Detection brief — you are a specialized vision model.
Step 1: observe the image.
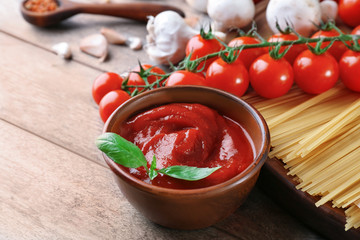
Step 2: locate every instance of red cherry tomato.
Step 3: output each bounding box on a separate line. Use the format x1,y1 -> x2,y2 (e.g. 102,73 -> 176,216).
352,25 -> 360,35
99,90 -> 131,123
268,33 -> 307,64
338,0 -> 360,27
228,36 -> 267,69
249,54 -> 294,98
165,70 -> 206,86
311,29 -> 348,61
186,34 -> 224,72
293,50 -> 339,94
127,64 -> 166,92
339,50 -> 360,92
351,25 -> 360,45
92,72 -> 123,105
205,58 -> 249,97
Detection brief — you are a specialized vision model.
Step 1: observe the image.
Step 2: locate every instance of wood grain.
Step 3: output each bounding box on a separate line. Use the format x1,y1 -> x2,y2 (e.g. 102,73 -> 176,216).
0,0 -> 273,171
215,186 -> 324,240
0,0 -> 186,73
0,32 -> 104,164
0,31 -> 323,237
20,0 -> 185,27
258,158 -> 360,240
0,120 -> 235,240
0,0 -> 334,239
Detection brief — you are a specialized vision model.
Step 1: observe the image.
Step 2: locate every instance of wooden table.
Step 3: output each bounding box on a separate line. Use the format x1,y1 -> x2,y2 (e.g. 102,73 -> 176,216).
0,1 -> 327,239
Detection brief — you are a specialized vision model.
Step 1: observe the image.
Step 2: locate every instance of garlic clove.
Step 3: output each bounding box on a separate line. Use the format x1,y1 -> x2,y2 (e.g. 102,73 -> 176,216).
100,27 -> 127,45
80,34 -> 108,62
320,0 -> 338,22
126,37 -> 142,50
52,42 -> 72,59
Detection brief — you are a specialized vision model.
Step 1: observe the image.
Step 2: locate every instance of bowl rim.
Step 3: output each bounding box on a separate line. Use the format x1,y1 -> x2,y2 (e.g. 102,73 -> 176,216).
101,86 -> 270,196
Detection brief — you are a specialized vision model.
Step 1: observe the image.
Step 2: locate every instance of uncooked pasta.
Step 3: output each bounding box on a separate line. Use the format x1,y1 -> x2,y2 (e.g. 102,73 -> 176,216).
246,84 -> 360,231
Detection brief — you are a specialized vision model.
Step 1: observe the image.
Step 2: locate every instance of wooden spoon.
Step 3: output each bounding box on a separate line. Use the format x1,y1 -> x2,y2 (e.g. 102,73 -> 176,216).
20,0 -> 185,27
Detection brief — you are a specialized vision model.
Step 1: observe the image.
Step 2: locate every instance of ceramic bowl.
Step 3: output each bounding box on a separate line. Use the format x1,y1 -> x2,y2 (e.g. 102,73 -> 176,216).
101,86 -> 270,230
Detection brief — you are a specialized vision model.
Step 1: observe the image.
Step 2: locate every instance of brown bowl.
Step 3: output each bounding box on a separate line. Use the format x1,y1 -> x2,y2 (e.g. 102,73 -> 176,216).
101,86 -> 270,230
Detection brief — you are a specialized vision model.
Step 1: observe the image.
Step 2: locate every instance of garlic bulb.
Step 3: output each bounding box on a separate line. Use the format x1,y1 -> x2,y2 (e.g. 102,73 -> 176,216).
266,0 -> 321,37
145,11 -> 198,65
80,34 -> 108,62
207,0 -> 255,32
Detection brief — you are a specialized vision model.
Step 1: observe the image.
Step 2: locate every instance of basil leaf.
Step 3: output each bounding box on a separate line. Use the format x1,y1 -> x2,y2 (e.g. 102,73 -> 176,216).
96,133 -> 222,182
158,165 -> 221,181
148,155 -> 158,180
96,132 -> 147,169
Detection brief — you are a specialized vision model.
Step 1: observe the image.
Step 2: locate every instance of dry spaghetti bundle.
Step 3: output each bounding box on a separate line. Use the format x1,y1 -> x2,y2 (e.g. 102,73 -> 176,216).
246,84 -> 360,231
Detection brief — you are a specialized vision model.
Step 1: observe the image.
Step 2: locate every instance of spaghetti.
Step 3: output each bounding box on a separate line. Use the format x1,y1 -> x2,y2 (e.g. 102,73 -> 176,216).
246,84 -> 360,231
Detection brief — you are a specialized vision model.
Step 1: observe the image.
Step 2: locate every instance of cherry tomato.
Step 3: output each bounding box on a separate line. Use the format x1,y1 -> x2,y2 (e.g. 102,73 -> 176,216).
339,50 -> 360,92
268,33 -> 307,64
249,54 -> 294,98
127,64 -> 166,92
92,72 -> 123,105
311,29 -> 348,61
338,0 -> 360,27
205,58 -> 249,97
99,90 -> 131,123
228,36 -> 267,69
351,25 -> 360,45
293,50 -> 339,94
352,25 -> 360,35
186,34 -> 224,72
165,70 -> 207,86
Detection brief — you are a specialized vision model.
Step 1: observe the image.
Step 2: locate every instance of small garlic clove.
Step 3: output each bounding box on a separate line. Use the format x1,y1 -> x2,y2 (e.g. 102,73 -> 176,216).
80,34 -> 108,62
320,0 -> 338,22
100,27 -> 127,45
52,42 -> 72,59
126,37 -> 142,50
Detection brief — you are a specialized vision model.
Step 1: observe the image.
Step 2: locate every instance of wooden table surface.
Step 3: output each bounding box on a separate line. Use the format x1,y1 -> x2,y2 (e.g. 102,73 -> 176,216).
0,1 -> 327,239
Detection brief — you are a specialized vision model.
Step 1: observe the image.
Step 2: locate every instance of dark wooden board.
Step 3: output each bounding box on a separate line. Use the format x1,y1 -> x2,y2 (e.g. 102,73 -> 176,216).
258,157 -> 360,240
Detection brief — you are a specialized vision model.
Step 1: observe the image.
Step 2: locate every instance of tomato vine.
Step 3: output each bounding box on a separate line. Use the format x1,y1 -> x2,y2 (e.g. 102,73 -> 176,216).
120,22 -> 360,96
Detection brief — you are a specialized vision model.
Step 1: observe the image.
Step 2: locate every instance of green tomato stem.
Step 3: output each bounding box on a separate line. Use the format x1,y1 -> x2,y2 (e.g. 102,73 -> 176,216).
123,32 -> 358,95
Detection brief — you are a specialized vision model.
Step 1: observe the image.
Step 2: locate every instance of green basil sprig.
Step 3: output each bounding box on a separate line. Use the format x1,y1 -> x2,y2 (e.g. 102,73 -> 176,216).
96,132 -> 221,181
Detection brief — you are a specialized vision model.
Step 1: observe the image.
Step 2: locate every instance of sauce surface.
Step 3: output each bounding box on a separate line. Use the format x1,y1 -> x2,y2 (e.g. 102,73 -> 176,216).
25,0 -> 58,13
118,103 -> 254,189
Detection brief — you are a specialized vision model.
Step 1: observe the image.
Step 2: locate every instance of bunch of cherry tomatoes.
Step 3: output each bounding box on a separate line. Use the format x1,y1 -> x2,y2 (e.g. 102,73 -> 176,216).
92,24 -> 360,123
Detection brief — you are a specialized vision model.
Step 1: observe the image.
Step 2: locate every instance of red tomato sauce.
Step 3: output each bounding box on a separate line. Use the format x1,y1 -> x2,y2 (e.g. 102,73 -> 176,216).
117,103 -> 255,189
24,0 -> 58,13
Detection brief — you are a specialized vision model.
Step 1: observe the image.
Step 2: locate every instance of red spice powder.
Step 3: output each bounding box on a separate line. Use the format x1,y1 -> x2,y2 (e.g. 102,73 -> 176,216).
24,0 -> 58,13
